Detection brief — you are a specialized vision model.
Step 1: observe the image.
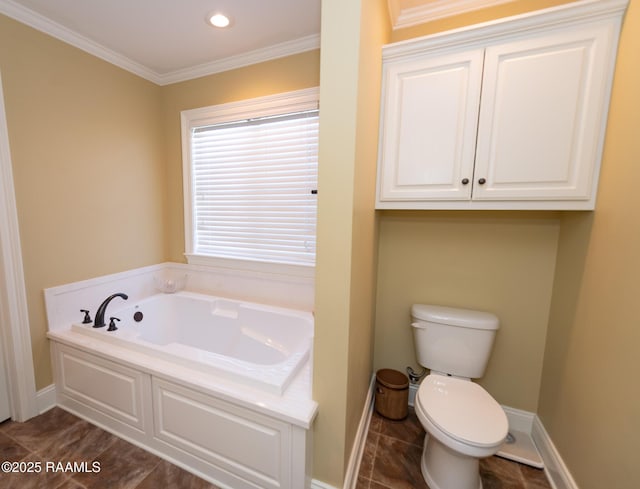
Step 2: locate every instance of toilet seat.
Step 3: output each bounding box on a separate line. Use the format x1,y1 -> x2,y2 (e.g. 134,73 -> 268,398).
416,374 -> 507,448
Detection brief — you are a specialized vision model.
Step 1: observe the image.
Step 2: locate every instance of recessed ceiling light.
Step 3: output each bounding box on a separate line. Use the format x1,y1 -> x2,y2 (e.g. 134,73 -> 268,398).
207,13 -> 231,28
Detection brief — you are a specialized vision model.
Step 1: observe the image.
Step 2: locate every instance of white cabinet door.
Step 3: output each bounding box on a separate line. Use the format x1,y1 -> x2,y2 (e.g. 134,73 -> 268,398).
473,23 -> 614,202
377,49 -> 484,203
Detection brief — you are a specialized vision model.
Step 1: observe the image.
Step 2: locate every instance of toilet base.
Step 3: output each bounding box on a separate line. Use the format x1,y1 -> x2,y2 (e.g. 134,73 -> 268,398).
421,434 -> 482,489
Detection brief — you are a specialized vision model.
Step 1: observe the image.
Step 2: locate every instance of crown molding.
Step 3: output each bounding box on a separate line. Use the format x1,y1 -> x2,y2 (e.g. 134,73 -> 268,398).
0,0 -> 160,83
384,0 -> 628,59
156,34 -> 320,86
388,0 -> 516,30
0,0 -> 320,86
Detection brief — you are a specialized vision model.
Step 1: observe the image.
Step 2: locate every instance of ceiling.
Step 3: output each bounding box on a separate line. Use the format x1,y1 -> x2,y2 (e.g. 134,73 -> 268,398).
0,0 -> 321,85
0,0 -> 514,86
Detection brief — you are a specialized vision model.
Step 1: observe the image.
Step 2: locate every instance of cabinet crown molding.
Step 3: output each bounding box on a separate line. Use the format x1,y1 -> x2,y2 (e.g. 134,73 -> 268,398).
388,0 -> 516,30
383,0 -> 629,59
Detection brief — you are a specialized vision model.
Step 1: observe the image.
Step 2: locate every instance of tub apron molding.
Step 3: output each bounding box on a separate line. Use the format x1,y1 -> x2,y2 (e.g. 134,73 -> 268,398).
48,334 -> 317,489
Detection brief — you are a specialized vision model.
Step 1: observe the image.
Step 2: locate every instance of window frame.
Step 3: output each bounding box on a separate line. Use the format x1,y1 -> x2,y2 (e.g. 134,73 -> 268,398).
181,87 -> 319,278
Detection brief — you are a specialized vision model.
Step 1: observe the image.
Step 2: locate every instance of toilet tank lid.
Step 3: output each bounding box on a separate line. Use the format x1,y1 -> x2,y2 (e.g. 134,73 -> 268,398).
411,304 -> 499,330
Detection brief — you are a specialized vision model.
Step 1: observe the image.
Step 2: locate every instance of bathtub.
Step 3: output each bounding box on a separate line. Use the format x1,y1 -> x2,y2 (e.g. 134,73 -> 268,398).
69,291 -> 313,395
45,266 -> 317,489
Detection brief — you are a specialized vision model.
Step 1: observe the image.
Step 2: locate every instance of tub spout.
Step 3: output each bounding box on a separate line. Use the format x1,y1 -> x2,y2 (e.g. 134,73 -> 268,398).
94,293 -> 128,328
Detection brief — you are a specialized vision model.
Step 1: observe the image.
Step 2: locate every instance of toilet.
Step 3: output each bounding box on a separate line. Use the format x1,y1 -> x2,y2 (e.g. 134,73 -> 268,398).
411,304 -> 508,489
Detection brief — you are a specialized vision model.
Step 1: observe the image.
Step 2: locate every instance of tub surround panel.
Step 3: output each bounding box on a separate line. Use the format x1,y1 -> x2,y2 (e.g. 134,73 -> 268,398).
44,262 -> 315,335
44,264 -> 163,334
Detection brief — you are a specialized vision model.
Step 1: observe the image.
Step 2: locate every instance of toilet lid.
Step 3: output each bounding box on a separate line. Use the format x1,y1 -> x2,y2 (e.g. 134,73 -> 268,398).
416,375 -> 508,447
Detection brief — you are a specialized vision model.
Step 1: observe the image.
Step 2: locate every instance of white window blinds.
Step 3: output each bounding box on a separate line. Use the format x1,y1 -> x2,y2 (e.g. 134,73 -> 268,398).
189,108 -> 319,266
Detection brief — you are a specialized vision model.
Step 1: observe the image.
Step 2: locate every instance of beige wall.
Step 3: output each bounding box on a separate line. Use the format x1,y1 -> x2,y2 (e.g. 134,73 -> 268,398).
160,51 -> 321,262
375,212 -> 560,410
346,0 -> 389,464
539,0 -> 640,487
313,0 -> 389,485
0,15 -> 166,389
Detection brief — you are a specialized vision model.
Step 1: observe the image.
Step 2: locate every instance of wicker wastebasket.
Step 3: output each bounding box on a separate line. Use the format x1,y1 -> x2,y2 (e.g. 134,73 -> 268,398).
374,369 -> 409,420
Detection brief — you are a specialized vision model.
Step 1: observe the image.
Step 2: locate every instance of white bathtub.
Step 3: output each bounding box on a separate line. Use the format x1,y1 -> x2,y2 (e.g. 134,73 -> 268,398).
70,291 -> 313,395
46,267 -> 317,489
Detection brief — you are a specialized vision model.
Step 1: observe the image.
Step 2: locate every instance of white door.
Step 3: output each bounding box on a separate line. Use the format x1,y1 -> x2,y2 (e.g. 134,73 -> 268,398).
0,71 -> 36,422
473,22 -> 614,201
377,48 -> 484,203
0,335 -> 11,421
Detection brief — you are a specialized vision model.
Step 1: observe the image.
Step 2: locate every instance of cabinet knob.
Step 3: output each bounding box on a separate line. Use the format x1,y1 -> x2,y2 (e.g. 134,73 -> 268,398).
461,178 -> 469,185
478,178 -> 486,185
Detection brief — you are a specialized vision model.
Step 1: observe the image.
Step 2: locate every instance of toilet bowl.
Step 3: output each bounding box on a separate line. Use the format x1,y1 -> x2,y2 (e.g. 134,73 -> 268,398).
414,374 -> 508,489
410,304 -> 508,489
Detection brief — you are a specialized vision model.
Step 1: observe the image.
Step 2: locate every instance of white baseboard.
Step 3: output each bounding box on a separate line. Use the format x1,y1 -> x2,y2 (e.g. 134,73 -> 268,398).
35,384 -> 56,414
310,480 -> 339,489
497,406 -> 543,468
532,416 -> 579,489
343,374 -> 376,489
502,405 -> 535,432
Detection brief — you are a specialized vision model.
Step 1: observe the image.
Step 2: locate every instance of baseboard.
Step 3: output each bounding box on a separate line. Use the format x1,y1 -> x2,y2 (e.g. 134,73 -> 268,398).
35,384 -> 56,414
532,416 -> 579,489
343,374 -> 376,489
497,406 -> 543,468
309,375 -> 375,489
501,405 -> 535,432
310,480 -> 339,489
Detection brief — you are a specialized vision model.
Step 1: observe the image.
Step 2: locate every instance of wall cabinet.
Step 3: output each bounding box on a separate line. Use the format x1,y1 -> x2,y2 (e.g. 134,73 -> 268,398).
376,0 -> 627,210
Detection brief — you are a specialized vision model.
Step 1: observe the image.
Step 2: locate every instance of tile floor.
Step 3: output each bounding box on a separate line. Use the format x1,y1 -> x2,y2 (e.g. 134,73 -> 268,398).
356,408 -> 552,489
0,407 -> 219,489
1,406 -> 552,489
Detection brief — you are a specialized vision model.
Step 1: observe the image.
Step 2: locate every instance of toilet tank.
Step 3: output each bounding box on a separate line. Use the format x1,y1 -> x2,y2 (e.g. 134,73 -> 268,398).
411,304 -> 499,379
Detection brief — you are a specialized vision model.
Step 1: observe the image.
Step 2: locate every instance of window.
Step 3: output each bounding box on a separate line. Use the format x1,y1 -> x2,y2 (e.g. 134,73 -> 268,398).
181,88 -> 319,273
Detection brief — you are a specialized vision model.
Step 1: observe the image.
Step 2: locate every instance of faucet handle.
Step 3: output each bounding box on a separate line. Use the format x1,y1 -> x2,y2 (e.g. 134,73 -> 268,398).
107,317 -> 120,332
80,309 -> 92,324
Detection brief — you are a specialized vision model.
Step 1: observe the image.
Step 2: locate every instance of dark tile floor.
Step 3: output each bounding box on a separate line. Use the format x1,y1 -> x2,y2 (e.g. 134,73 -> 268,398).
1,405 -> 552,489
357,408 -> 552,489
0,407 -> 220,489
